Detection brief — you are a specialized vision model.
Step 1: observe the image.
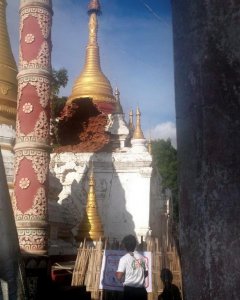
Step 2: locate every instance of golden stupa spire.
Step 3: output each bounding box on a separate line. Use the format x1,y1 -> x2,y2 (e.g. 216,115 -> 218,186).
77,163 -> 104,241
133,107 -> 145,139
0,0 -> 17,126
67,0 -> 115,113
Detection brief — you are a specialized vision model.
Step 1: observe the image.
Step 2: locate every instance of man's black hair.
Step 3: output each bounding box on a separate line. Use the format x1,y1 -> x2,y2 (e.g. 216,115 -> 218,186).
160,268 -> 173,283
122,235 -> 137,252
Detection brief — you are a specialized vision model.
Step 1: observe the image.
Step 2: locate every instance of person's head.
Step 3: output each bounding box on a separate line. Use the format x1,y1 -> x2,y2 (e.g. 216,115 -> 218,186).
160,268 -> 173,286
121,235 -> 137,252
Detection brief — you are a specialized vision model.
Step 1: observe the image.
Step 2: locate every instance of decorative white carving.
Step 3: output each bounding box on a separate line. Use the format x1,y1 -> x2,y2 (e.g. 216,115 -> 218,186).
19,41 -> 50,70
19,177 -> 30,189
18,77 -> 50,109
106,113 -> 129,136
22,102 -> 33,113
34,111 -> 49,139
16,110 -> 49,143
14,150 -> 49,184
25,33 -> 35,44
20,7 -> 52,39
32,152 -> 49,183
17,228 -> 48,252
34,81 -> 50,108
15,0 -> 52,255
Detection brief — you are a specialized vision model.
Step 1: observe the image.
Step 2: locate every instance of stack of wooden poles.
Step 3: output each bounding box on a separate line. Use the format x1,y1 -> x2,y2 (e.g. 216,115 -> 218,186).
71,237 -> 182,300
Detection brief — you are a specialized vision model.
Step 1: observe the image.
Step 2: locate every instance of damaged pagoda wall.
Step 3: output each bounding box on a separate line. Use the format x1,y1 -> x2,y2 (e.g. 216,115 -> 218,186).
49,99 -> 165,250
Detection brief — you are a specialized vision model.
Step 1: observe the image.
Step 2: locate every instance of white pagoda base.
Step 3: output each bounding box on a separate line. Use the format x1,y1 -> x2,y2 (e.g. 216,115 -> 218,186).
49,148 -> 167,247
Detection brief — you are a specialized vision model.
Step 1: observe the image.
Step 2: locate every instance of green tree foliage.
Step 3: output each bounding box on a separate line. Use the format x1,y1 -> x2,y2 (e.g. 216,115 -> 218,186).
51,68 -> 68,97
152,138 -> 179,221
50,68 -> 68,146
51,68 -> 68,118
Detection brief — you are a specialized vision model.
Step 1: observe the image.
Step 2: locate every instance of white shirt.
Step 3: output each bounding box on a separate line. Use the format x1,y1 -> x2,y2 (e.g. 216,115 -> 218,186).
117,251 -> 147,287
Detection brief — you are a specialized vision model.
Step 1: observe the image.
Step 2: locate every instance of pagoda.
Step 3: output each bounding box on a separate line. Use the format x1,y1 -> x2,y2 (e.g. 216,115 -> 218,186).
77,165 -> 104,241
67,0 -> 116,114
0,0 -> 170,257
49,0 -> 167,253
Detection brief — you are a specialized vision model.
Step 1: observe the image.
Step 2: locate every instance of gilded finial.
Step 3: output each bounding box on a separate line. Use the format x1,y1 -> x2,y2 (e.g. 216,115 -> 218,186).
0,0 -> 17,126
88,0 -> 101,15
128,109 -> 134,134
133,107 -> 145,139
114,87 -> 123,114
129,109 -> 133,120
77,164 -> 104,241
67,0 -> 115,113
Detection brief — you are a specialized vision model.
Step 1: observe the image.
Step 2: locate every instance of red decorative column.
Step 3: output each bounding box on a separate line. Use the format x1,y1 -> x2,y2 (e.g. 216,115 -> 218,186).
13,0 -> 52,255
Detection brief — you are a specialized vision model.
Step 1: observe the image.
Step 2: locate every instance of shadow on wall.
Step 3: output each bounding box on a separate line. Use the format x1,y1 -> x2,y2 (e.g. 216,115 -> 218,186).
149,167 -> 172,245
49,96 -> 136,243
58,152 -> 135,243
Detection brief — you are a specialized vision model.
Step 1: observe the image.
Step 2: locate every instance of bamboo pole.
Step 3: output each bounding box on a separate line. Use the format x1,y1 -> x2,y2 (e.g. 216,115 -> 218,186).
71,236 -> 182,300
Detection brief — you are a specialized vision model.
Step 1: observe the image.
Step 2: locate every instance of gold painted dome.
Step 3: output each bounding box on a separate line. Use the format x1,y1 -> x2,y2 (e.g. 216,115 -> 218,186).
0,0 -> 17,126
67,0 -> 115,114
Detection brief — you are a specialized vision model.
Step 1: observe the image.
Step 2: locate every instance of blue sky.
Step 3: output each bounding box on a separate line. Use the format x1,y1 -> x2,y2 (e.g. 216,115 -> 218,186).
7,0 -> 176,146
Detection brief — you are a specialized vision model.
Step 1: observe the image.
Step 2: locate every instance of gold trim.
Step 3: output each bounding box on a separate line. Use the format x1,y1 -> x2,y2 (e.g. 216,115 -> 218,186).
133,107 -> 145,139
0,115 -> 16,126
8,182 -> 14,189
0,144 -> 13,151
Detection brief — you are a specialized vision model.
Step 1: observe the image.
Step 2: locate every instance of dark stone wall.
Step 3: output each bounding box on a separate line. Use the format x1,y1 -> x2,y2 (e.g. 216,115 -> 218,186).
0,151 -> 21,298
171,1 -> 240,299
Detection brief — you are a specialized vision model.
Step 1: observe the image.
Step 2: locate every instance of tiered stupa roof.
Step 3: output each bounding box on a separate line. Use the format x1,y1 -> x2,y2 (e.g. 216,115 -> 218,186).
67,0 -> 115,114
